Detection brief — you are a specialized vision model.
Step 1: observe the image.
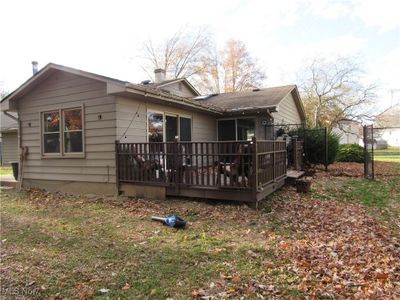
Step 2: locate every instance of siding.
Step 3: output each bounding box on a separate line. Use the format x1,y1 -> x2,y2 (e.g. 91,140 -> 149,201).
272,92 -> 302,125
1,131 -> 18,165
116,96 -> 217,143
159,82 -> 197,98
17,70 -> 117,183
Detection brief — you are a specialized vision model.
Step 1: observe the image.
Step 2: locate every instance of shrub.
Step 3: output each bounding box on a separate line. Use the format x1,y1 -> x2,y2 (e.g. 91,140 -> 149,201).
336,144 -> 364,163
289,128 -> 340,166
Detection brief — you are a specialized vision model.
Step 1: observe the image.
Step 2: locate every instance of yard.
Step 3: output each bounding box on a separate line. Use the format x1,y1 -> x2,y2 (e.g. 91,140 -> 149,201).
374,146 -> 400,163
1,162 -> 399,299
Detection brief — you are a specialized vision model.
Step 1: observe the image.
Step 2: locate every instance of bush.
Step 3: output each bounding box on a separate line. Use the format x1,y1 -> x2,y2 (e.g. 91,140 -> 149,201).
336,144 -> 364,163
289,128 -> 340,166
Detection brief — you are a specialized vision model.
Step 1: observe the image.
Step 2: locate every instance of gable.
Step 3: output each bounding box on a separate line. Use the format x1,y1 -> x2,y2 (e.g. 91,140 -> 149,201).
273,91 -> 304,125
158,81 -> 198,97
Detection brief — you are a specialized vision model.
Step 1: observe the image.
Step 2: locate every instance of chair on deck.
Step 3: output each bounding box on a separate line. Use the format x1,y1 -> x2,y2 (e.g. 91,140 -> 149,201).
216,143 -> 251,187
129,151 -> 165,182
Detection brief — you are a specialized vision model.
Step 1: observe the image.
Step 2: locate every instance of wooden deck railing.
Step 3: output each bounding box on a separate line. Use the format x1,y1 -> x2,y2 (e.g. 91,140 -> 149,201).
116,138 -> 287,193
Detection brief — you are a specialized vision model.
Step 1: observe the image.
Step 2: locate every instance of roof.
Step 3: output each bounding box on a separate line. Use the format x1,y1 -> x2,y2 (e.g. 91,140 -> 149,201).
1,63 -> 221,115
195,85 -> 306,120
1,63 -> 305,120
1,112 -> 18,132
144,78 -> 200,96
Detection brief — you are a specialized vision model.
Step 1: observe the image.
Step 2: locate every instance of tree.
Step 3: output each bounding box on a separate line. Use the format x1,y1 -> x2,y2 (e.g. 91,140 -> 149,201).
298,56 -> 376,130
374,105 -> 400,127
196,39 -> 266,93
0,81 -> 8,100
140,30 -> 266,94
140,27 -> 212,80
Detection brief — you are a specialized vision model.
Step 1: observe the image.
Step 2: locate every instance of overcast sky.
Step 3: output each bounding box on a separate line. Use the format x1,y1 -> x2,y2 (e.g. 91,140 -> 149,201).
1,0 -> 399,110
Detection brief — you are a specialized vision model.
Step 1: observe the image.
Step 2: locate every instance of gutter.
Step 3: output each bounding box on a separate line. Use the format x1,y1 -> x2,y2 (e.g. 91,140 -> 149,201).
4,111 -> 18,122
119,83 -> 224,115
3,111 -> 25,190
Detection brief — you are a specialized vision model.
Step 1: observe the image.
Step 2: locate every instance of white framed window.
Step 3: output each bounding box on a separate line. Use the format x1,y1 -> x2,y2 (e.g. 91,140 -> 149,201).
41,106 -> 85,157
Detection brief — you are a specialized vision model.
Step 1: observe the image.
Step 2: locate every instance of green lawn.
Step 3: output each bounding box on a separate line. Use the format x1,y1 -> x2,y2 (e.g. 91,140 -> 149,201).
0,167 -> 13,175
1,169 -> 399,299
374,146 -> 400,162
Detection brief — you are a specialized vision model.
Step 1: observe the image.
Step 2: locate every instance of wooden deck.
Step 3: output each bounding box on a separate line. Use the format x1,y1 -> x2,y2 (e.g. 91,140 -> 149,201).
116,138 -> 289,202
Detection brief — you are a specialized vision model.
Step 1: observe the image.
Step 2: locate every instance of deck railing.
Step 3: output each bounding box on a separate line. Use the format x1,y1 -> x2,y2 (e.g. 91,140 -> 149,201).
116,138 -> 287,193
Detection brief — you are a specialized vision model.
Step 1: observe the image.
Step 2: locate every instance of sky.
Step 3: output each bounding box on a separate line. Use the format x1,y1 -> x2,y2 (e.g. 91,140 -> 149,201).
1,0 -> 399,111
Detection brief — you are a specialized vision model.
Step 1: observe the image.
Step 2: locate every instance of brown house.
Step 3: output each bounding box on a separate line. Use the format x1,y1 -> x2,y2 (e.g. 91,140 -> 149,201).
1,63 -> 305,202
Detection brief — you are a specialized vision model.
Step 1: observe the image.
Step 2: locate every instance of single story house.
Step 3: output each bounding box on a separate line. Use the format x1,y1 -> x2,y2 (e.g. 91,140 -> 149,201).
0,111 -> 18,166
1,63 -> 306,201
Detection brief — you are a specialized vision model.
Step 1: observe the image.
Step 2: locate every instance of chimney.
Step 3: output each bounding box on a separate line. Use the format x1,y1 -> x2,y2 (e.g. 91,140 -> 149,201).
154,68 -> 166,83
32,61 -> 38,75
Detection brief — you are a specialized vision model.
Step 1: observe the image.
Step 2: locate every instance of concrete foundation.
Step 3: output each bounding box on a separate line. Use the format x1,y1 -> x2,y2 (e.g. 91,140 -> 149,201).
23,179 -> 117,196
120,183 -> 166,200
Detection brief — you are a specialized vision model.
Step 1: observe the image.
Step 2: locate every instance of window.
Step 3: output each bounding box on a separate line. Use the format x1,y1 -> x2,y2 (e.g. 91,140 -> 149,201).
237,118 -> 255,141
217,118 -> 255,141
148,112 -> 164,142
43,111 -> 60,153
179,117 -> 192,141
41,107 -> 84,156
218,120 -> 236,141
63,109 -> 83,153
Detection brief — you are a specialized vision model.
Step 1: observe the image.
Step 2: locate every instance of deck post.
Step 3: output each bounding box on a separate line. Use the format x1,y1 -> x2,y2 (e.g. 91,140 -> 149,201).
273,139 -> 276,181
251,137 -> 258,202
115,140 -> 120,195
174,137 -> 180,193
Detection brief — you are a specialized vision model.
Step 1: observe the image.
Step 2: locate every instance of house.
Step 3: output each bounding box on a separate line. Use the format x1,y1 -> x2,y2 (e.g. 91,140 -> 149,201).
0,111 -> 18,166
1,63 -> 306,201
333,119 -> 362,145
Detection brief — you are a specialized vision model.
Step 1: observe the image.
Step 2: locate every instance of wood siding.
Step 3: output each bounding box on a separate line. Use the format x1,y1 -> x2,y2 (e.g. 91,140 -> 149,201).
1,131 -> 18,165
116,96 -> 216,143
17,71 -> 117,183
159,82 -> 197,97
272,92 -> 302,125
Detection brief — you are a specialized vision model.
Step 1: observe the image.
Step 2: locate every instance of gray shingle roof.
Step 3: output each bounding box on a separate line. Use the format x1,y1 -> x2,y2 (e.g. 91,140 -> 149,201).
196,85 -> 296,111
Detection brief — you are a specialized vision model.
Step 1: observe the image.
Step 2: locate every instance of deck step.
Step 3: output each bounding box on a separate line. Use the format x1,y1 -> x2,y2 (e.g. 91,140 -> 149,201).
286,170 -> 305,179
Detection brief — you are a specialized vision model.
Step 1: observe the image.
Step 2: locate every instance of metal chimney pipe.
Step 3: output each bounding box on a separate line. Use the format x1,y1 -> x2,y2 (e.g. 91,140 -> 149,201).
32,61 -> 38,75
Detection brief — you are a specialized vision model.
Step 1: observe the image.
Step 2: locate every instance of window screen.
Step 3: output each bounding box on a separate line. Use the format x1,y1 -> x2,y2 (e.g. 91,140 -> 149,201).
217,120 -> 236,141
180,117 -> 192,141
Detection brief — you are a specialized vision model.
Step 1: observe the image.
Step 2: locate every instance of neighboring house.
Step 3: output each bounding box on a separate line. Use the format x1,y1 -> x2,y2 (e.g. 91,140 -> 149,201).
1,63 -> 306,200
0,111 -> 18,166
374,105 -> 400,147
333,119 -> 362,145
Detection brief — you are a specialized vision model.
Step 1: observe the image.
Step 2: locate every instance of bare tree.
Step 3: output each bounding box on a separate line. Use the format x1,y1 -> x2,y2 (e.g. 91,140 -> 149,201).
196,39 -> 266,94
298,56 -> 377,130
140,27 -> 212,80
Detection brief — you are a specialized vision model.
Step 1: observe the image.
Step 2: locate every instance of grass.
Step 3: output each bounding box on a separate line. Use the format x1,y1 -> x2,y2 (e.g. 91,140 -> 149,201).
374,146 -> 400,162
1,169 -> 399,299
0,167 -> 13,175
0,191 -> 290,299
